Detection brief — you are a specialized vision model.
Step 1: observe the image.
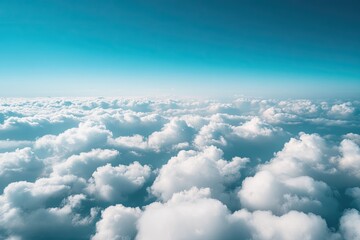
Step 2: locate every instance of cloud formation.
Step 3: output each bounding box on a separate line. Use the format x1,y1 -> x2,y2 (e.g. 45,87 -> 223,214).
0,97 -> 359,239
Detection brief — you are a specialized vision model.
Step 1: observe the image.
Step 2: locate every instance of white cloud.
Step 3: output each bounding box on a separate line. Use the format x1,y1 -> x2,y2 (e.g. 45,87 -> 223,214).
0,148 -> 42,191
111,134 -> 149,150
52,148 -> 119,179
151,146 -> 248,201
261,133 -> 331,178
0,97 -> 359,239
329,102 -> 354,118
340,209 -> 360,240
92,204 -> 141,240
34,121 -> 112,159
136,188 -> 231,240
230,209 -> 339,240
336,139 -> 360,178
238,171 -> 337,218
137,187 -> 338,240
148,118 -> 194,151
0,176 -> 92,239
193,121 -> 230,148
87,162 -> 151,202
232,117 -> 281,138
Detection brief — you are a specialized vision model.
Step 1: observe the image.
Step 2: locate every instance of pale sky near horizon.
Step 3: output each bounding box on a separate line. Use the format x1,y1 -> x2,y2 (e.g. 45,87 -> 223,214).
1,0 -> 360,98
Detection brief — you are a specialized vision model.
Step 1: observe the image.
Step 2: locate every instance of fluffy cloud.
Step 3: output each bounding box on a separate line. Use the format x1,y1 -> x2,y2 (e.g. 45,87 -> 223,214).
52,148 -> 119,179
34,121 -> 112,159
261,133 -> 331,178
0,97 -> 359,239
329,102 -> 355,118
230,209 -> 339,240
336,138 -> 360,178
339,209 -> 360,240
137,188 -> 231,240
92,204 -> 141,240
137,187 -> 338,240
232,117 -> 280,139
151,146 -> 248,201
0,176 -> 93,239
193,121 -> 230,148
111,134 -> 149,150
147,118 -> 194,151
0,147 -> 43,191
238,171 -> 338,219
87,162 -> 151,202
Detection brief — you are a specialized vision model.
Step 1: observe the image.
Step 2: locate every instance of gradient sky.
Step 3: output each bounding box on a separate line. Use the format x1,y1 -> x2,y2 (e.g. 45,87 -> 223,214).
1,0 -> 360,98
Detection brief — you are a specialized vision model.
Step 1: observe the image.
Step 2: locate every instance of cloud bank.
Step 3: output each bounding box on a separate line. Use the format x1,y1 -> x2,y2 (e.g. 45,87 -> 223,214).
0,97 -> 359,239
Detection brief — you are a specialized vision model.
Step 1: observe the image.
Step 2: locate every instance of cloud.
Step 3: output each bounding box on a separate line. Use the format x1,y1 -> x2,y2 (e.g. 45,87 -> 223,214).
230,209 -> 339,240
151,146 -> 248,201
193,121 -> 230,148
329,102 -> 355,118
336,138 -> 360,178
92,204 -> 141,240
345,187 -> 360,209
136,188 -> 231,240
232,117 -> 281,139
137,187 -> 338,240
0,176 -> 94,239
111,135 -> 149,150
52,148 -> 119,179
238,171 -> 338,219
0,114 -> 78,141
0,140 -> 33,153
340,209 -> 360,240
0,97 -> 359,239
34,121 -> 112,159
87,162 -> 151,202
148,118 -> 194,151
0,147 -> 43,192
260,133 -> 331,178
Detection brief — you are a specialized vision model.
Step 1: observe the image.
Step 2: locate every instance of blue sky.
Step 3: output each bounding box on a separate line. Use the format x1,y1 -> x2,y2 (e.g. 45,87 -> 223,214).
1,0 -> 360,97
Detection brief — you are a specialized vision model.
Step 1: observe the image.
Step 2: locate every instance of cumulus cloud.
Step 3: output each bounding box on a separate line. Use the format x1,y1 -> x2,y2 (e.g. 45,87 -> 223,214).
92,204 -> 141,240
0,147 -> 43,191
230,209 -> 339,240
151,146 -> 248,201
52,148 -> 119,179
137,188 -> 231,240
87,162 -> 151,202
238,171 -> 338,219
0,175 -> 93,239
232,117 -> 281,138
138,187 -> 338,240
147,118 -> 194,151
261,133 -> 331,177
340,209 -> 360,240
34,121 -> 112,160
111,134 -> 149,150
329,102 -> 355,118
0,97 -> 359,239
336,138 -> 360,178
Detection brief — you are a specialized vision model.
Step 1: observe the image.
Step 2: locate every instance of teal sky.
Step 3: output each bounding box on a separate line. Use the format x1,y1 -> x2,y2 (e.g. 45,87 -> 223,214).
1,0 -> 360,98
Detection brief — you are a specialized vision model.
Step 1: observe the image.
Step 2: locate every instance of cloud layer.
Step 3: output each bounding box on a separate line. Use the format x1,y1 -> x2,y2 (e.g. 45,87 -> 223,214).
0,97 -> 359,239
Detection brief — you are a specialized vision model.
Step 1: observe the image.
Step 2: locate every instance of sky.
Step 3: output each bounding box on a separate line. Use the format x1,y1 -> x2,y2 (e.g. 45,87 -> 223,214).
0,0 -> 360,97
